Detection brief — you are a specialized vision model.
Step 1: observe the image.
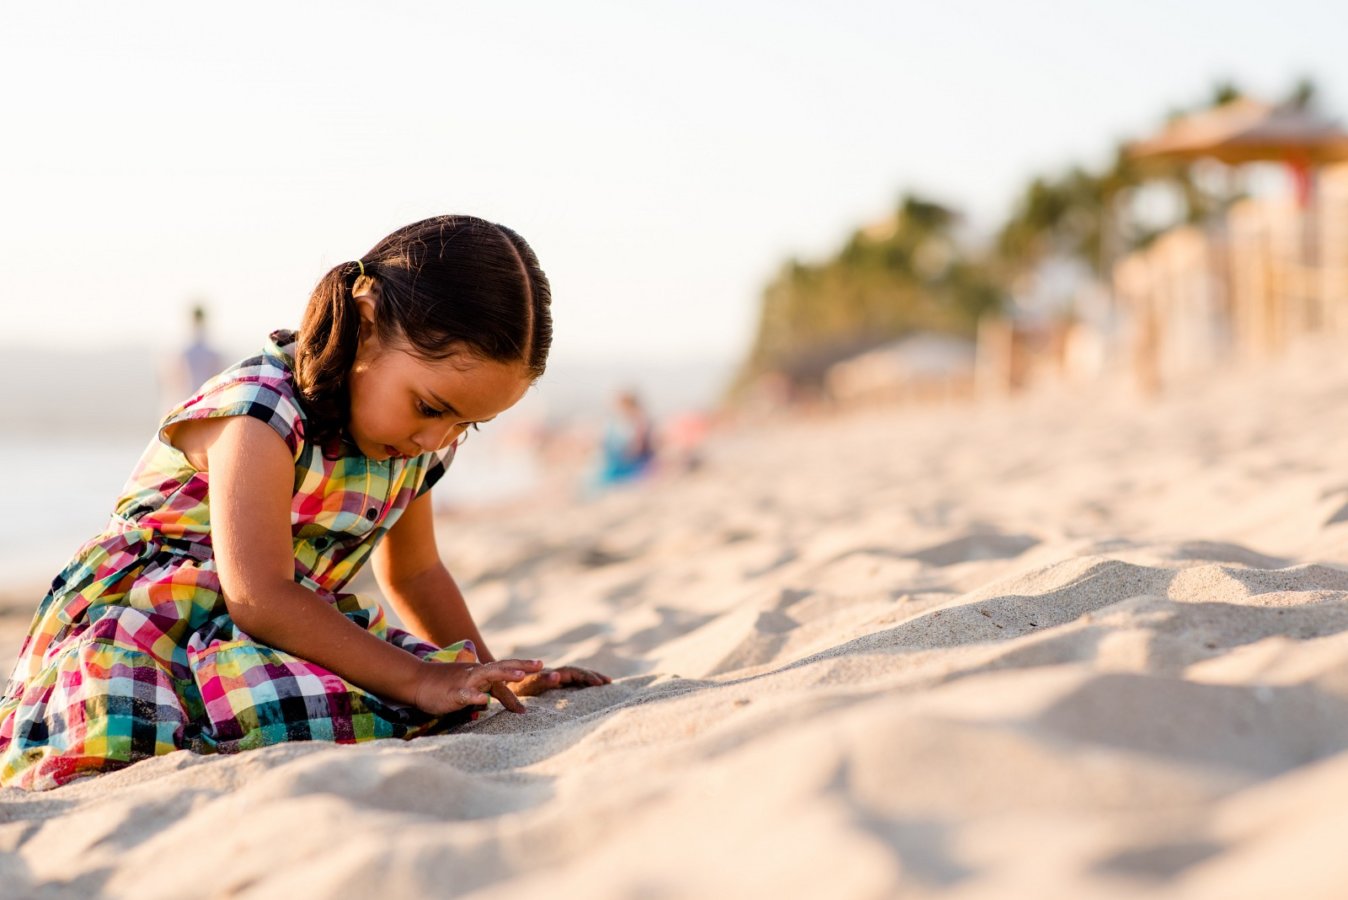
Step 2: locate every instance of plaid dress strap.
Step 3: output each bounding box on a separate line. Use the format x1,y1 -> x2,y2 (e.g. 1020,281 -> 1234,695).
159,339 -> 307,461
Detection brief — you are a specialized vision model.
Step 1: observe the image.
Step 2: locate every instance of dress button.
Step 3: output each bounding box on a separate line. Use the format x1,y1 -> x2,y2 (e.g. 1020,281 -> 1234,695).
365,507 -> 378,521
314,537 -> 329,550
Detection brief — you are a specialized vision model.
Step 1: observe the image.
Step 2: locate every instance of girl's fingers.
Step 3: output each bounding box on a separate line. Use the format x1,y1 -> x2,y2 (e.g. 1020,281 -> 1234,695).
496,658 -> 544,673
458,687 -> 492,707
478,662 -> 532,684
562,666 -> 610,686
474,661 -> 535,713
487,681 -> 527,714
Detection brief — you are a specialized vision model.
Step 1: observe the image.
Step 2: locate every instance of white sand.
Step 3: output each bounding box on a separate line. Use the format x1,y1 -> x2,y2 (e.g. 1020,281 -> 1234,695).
5,339 -> 1348,898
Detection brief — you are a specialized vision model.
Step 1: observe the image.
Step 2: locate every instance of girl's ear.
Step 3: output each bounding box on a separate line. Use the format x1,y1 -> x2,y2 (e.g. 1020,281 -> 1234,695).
354,291 -> 376,321
353,288 -> 380,319
353,290 -> 379,350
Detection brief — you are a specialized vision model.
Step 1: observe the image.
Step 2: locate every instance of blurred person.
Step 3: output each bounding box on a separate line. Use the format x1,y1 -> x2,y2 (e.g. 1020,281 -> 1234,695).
594,388 -> 657,488
161,304 -> 225,411
0,216 -> 609,791
181,304 -> 225,392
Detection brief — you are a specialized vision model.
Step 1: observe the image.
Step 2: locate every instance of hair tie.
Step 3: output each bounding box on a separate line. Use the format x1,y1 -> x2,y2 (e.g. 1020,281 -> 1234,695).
353,259 -> 365,278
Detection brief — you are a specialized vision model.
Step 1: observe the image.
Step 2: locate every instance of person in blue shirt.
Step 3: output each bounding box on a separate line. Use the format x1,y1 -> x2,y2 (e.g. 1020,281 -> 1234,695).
596,390 -> 656,486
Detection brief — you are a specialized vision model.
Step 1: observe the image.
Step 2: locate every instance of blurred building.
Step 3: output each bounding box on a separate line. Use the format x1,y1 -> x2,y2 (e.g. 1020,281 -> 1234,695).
1114,99 -> 1348,393
825,333 -> 975,405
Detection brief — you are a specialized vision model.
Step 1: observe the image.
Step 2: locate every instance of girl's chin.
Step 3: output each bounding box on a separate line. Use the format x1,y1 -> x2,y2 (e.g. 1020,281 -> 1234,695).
349,434 -> 401,460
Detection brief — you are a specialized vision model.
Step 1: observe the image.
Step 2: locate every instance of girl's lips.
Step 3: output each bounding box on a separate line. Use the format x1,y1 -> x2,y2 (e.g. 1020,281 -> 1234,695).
385,445 -> 409,459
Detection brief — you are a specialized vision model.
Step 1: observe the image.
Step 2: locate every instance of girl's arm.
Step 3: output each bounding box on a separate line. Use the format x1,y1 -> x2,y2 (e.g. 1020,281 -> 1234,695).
371,491 -> 495,661
178,415 -> 539,712
373,484 -> 613,696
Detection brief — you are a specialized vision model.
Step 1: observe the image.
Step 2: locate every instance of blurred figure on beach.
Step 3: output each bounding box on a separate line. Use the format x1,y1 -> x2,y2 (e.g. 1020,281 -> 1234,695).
593,389 -> 657,489
160,304 -> 224,410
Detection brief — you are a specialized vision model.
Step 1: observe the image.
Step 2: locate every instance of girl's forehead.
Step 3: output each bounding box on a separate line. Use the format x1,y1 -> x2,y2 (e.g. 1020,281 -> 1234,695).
394,349 -> 532,416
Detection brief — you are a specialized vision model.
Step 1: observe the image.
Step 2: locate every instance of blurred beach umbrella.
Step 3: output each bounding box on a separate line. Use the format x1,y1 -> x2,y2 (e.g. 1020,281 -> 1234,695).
1126,98 -> 1348,205
1126,98 -> 1348,166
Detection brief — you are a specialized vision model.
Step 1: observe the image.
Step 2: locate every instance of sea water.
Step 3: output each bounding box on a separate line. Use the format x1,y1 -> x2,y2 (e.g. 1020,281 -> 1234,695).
0,434 -> 152,586
0,430 -> 547,586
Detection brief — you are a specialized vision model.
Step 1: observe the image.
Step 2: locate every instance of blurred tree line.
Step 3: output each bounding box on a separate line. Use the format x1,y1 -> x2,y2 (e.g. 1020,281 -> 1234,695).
736,77 -> 1319,396
740,195 -> 1001,388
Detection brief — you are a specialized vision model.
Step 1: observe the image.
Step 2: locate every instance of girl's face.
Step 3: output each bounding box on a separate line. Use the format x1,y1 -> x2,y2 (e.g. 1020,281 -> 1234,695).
347,294 -> 532,461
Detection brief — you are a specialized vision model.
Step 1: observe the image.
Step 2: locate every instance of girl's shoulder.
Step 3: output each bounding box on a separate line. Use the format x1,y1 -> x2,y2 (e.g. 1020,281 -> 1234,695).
211,328 -> 298,391
160,330 -> 309,461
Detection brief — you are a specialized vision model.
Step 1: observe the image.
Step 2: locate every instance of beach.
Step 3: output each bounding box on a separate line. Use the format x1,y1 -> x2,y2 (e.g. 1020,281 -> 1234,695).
3,338 -> 1348,899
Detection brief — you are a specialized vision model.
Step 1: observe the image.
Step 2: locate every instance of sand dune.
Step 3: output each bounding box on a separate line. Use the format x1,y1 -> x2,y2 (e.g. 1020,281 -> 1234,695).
4,338 -> 1348,897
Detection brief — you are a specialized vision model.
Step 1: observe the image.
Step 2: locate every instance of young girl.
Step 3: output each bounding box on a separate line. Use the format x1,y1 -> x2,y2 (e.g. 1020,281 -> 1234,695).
0,215 -> 609,791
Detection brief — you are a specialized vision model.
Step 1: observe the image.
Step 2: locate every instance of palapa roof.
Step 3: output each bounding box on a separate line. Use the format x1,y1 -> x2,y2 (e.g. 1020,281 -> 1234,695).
1127,98 -> 1348,165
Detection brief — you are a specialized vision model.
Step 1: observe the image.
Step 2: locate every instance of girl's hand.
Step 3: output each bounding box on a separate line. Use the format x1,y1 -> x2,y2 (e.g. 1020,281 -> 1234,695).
412,658 -> 544,715
509,665 -> 612,697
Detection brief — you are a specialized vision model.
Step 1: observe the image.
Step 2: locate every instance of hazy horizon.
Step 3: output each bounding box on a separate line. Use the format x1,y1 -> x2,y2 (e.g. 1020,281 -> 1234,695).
0,337 -> 736,441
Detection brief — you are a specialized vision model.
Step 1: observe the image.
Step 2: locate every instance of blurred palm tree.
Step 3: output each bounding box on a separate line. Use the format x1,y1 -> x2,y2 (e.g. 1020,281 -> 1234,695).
737,194 -> 1001,394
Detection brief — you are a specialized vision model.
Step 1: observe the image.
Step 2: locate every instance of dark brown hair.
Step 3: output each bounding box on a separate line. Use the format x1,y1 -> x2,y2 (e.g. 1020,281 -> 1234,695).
293,215 -> 552,449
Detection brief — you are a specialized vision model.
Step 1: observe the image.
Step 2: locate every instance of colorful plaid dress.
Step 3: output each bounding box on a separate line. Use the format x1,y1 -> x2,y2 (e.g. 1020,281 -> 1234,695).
0,330 -> 478,791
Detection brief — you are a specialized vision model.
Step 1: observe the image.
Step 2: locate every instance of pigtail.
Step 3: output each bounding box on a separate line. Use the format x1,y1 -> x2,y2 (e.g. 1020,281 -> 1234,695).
293,261 -> 365,452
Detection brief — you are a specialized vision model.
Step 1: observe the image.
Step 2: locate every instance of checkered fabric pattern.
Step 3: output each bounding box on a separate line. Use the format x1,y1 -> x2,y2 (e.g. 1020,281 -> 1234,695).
0,331 -> 466,791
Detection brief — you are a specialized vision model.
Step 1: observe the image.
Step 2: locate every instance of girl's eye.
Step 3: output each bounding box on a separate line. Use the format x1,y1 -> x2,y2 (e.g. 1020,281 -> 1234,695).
416,401 -> 443,419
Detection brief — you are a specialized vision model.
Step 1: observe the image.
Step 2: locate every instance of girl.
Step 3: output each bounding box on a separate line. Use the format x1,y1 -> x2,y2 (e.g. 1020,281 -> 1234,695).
0,215 -> 609,791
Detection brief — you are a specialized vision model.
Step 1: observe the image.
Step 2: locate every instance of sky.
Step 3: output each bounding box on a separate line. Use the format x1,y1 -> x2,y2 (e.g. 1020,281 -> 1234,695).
2,1 -> 1346,367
